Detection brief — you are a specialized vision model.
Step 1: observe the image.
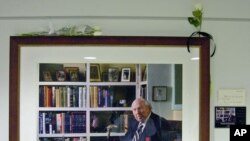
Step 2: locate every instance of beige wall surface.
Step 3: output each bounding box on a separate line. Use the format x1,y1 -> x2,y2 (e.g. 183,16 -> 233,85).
1,0 -> 250,141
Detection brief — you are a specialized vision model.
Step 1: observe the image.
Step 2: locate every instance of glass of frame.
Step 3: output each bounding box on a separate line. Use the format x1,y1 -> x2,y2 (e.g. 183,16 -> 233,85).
102,72 -> 109,82
215,106 -> 246,128
108,68 -> 119,82
90,64 -> 101,82
56,70 -> 66,81
152,86 -> 168,101
9,36 -> 210,141
42,71 -> 52,81
121,68 -> 131,82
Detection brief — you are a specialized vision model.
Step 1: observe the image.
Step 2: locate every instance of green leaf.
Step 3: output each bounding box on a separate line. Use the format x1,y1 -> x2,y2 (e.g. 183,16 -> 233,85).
188,17 -> 200,28
192,10 -> 202,18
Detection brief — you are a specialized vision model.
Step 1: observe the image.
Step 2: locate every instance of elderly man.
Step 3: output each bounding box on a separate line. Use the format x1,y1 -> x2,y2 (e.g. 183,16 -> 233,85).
120,98 -> 171,141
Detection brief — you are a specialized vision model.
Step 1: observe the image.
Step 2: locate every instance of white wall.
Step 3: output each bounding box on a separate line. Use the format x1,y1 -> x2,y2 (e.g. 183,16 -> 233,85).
147,64 -> 174,119
1,0 -> 250,141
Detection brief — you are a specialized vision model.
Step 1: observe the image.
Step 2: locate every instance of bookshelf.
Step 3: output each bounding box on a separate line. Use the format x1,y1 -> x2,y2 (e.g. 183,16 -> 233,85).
38,63 -> 146,141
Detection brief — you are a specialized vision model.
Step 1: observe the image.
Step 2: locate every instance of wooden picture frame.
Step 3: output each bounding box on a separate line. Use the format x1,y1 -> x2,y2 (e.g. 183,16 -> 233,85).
56,70 -> 66,81
42,71 -> 52,81
9,36 -> 210,141
90,64 -> 101,82
102,72 -> 109,82
121,68 -> 130,82
152,86 -> 168,101
108,68 -> 119,82
64,67 -> 80,81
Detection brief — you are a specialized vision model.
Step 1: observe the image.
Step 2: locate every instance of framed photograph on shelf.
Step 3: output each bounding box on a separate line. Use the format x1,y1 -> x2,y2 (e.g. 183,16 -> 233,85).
42,71 -> 52,81
56,70 -> 66,81
64,67 -> 79,81
108,68 -> 119,82
102,72 -> 109,82
90,64 -> 101,82
152,86 -> 168,101
121,68 -> 131,82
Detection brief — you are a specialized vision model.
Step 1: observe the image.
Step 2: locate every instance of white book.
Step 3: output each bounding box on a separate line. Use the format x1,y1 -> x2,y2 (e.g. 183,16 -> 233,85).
67,87 -> 71,107
83,87 -> 86,107
42,112 -> 46,134
78,87 -> 83,107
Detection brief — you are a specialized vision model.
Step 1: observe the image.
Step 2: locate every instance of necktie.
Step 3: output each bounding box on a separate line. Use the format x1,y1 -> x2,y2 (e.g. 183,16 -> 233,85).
132,123 -> 144,141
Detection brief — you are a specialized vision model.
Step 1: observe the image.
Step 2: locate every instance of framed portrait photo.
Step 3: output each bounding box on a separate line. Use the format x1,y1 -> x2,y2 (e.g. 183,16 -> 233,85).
121,68 -> 131,82
56,70 -> 66,81
152,86 -> 168,101
42,71 -> 52,81
90,64 -> 101,82
215,106 -> 246,128
64,67 -> 80,81
102,72 -> 109,82
108,68 -> 119,82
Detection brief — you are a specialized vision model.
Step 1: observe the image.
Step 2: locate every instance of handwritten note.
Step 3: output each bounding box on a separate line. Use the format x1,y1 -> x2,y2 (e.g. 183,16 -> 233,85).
218,89 -> 246,106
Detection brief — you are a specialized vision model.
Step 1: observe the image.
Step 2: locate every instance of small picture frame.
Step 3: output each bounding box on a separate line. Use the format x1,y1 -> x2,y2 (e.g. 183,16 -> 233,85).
56,70 -> 66,81
152,86 -> 168,101
108,68 -> 119,82
215,106 -> 246,128
64,67 -> 79,81
102,72 -> 109,82
42,71 -> 52,81
121,68 -> 131,82
90,64 -> 101,82
69,69 -> 79,81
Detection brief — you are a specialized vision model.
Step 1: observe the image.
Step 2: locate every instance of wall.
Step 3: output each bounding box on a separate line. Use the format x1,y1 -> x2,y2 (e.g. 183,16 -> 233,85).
147,64 -> 174,119
1,0 -> 250,141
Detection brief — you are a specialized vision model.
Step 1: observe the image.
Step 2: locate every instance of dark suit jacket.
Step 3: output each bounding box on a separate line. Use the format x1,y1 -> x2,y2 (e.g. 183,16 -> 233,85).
120,112 -> 171,141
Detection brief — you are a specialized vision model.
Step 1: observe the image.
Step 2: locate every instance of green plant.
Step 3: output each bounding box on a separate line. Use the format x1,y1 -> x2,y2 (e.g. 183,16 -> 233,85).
188,4 -> 203,31
17,24 -> 102,36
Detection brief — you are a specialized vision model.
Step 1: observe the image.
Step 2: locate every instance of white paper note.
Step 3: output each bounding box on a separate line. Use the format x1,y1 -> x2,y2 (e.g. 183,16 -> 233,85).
218,89 -> 246,106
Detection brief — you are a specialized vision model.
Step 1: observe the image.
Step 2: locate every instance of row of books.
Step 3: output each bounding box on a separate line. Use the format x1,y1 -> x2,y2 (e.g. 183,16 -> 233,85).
39,137 -> 86,141
39,86 -> 86,108
90,86 -> 114,108
39,111 -> 86,134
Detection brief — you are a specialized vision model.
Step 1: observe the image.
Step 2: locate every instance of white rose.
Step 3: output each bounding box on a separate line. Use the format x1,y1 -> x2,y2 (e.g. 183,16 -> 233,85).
93,31 -> 102,36
194,3 -> 203,11
92,26 -> 101,31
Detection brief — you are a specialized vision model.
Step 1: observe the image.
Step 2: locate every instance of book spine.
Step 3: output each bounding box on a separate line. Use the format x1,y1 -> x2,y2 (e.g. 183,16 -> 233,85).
52,86 -> 56,107
98,87 -> 102,107
39,86 -> 44,107
55,87 -> 59,107
109,87 -> 114,107
78,86 -> 83,107
56,113 -> 62,133
103,89 -> 108,107
93,86 -> 98,107
67,86 -> 71,107
42,112 -> 46,134
90,87 -> 94,107
39,112 -> 43,134
51,113 -> 56,134
82,87 -> 86,107
59,87 -> 64,107
62,87 -> 67,107
45,112 -> 51,134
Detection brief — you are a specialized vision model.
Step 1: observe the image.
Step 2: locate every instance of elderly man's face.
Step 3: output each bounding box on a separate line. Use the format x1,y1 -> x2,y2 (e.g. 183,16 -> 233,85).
131,99 -> 150,122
